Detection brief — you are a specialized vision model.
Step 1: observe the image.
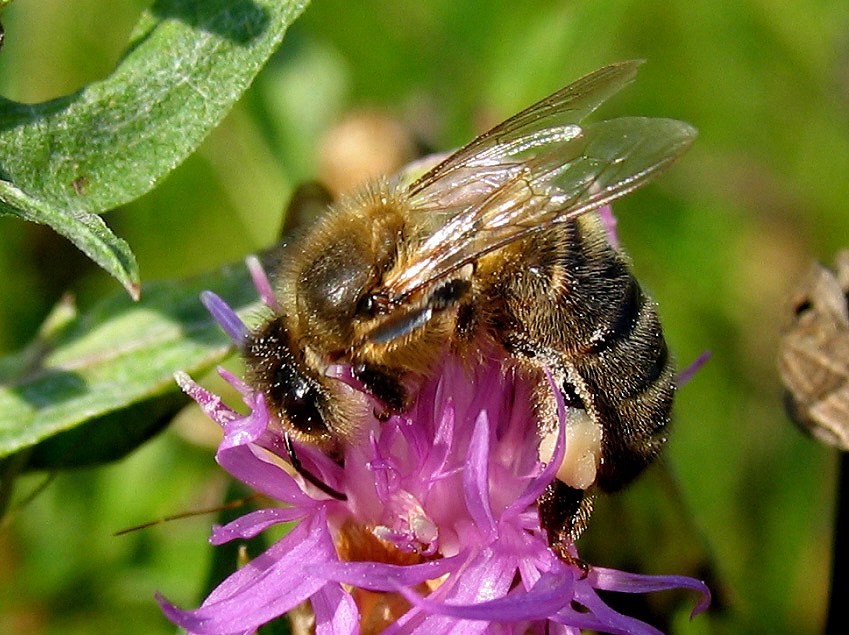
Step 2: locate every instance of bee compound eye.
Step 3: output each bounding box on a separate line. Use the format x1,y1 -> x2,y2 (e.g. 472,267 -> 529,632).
355,293 -> 377,317
356,292 -> 392,317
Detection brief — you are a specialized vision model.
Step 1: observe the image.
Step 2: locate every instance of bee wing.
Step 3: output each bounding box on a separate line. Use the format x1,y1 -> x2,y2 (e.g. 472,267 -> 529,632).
407,59 -> 644,197
380,64 -> 696,301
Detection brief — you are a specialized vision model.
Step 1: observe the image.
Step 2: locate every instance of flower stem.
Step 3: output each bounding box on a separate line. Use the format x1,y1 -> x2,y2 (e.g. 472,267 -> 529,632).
827,452 -> 848,632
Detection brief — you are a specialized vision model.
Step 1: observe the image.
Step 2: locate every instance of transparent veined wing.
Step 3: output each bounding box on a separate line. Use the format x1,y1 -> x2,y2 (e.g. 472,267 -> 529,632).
406,59 -> 644,199
381,101 -> 696,302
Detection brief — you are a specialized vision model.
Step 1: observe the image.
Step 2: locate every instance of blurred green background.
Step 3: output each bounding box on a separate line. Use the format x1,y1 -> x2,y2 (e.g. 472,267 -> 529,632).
2,0 -> 849,632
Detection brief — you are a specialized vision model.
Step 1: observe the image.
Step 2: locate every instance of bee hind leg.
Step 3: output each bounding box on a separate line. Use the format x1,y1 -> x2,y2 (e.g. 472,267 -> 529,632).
538,479 -> 594,575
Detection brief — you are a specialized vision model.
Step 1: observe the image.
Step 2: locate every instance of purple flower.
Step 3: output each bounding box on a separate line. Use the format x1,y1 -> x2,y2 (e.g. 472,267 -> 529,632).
158,257 -> 710,635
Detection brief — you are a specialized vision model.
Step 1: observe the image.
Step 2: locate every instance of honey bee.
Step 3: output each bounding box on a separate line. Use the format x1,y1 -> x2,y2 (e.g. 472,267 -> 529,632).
244,61 -> 696,552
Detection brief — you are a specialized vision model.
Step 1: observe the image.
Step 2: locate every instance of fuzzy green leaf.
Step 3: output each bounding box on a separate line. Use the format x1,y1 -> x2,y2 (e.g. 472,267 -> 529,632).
0,0 -> 308,295
23,391 -> 189,471
0,260 -> 261,459
0,179 -> 141,299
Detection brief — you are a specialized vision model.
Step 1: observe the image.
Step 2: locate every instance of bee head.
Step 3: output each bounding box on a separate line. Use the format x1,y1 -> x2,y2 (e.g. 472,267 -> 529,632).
360,278 -> 473,345
244,316 -> 335,446
295,225 -> 386,347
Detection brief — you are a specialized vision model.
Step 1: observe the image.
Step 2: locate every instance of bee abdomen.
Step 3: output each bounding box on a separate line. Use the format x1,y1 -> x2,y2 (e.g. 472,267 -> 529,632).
586,272 -> 643,355
588,291 -> 676,491
594,277 -> 673,395
497,223 -> 675,494
577,273 -> 676,493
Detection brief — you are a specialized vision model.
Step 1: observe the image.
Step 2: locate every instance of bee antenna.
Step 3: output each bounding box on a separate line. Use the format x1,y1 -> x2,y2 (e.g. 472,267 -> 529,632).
284,433 -> 347,501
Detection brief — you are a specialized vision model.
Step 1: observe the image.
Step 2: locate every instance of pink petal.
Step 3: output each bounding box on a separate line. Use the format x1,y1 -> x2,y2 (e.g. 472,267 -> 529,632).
210,507 -> 307,544
245,255 -> 282,313
463,412 -> 497,537
159,516 -> 336,633
201,291 -> 249,346
677,350 -> 711,385
590,567 -> 711,617
400,567 -> 573,622
216,443 -> 317,507
312,582 -> 360,635
174,371 -> 239,426
508,369 -> 567,512
317,553 -> 465,591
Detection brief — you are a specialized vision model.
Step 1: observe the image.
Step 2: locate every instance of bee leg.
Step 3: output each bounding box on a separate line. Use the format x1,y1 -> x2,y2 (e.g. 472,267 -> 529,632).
538,479 -> 594,576
352,363 -> 408,415
285,432 -> 347,500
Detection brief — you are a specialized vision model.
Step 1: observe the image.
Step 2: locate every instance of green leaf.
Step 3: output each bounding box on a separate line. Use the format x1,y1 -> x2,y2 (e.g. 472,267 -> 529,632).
24,391 -> 188,471
0,259 -> 261,460
0,0 -> 309,295
0,179 -> 141,299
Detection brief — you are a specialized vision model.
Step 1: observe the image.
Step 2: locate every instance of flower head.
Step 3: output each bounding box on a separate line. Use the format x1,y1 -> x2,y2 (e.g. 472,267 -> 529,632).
158,257 -> 709,635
